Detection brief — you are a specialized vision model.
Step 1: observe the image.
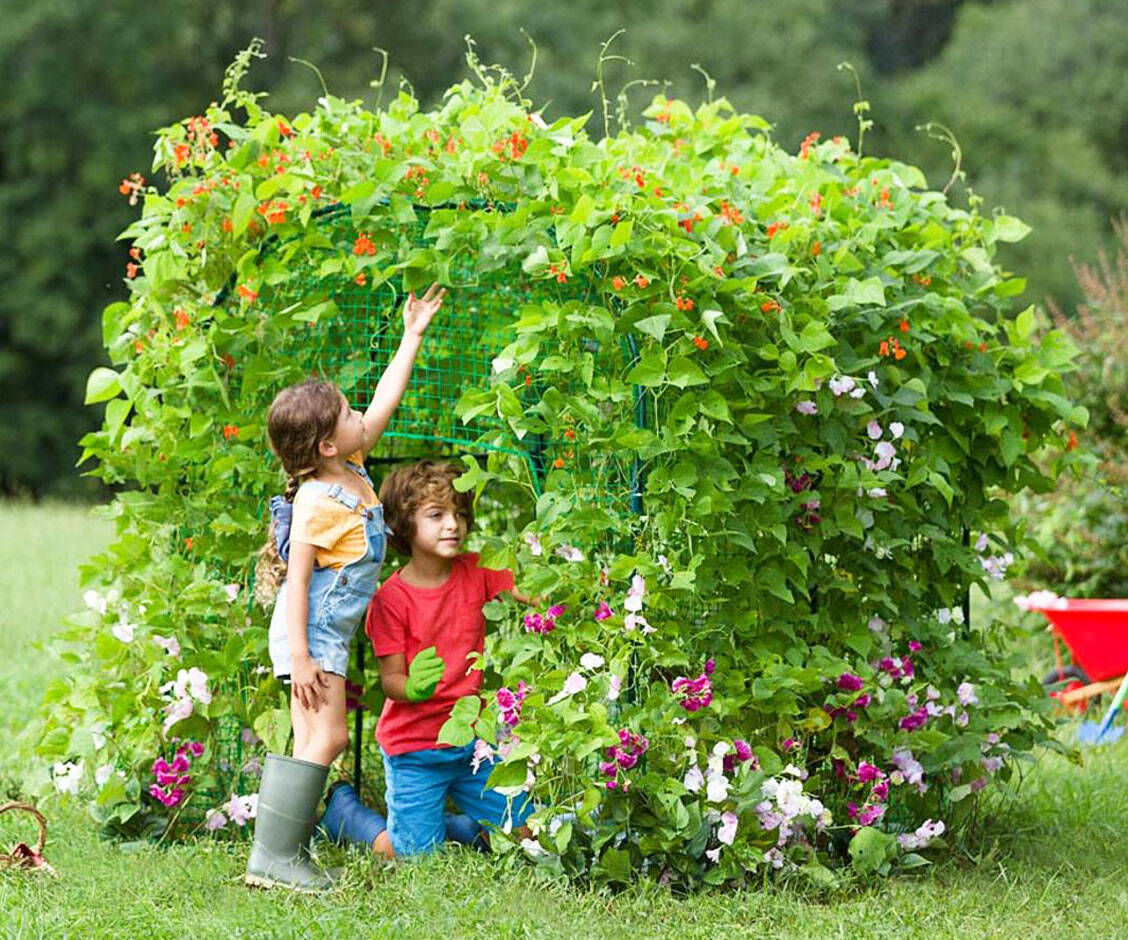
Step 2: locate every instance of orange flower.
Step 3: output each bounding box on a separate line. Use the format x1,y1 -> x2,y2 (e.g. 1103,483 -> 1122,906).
353,233 -> 376,256
277,119 -> 293,138
978,342 -> 987,352
173,143 -> 190,166
222,354 -> 235,370
222,424 -> 239,440
766,220 -> 789,238
880,340 -> 890,357
184,537 -> 194,551
134,339 -> 145,354
675,296 -> 694,312
355,273 -> 367,286
564,428 -> 576,441
311,185 -> 323,200
899,319 -> 910,333
761,299 -> 780,314
634,274 -> 650,288
811,240 -> 822,257
174,309 -> 190,331
611,276 -> 626,290
221,218 -> 233,233
692,335 -> 709,350
553,457 -> 565,469
126,262 -> 138,279
894,345 -> 906,361
237,285 -> 258,303
524,375 -> 532,387
129,246 -> 141,261
714,265 -> 725,277
1066,429 -> 1078,452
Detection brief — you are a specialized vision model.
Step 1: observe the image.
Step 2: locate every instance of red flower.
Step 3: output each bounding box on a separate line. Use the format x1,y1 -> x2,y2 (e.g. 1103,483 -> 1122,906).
634,274 -> 650,289
899,319 -> 910,333
354,273 -> 367,286
237,285 -> 258,303
173,143 -> 190,166
277,119 -> 293,138
675,296 -> 694,312
1066,429 -> 1078,452
125,262 -> 138,279
564,428 -> 576,441
761,299 -> 780,314
184,537 -> 194,551
353,233 -> 377,257
692,335 -> 709,350
811,241 -> 822,257
222,424 -> 239,440
174,309 -> 190,331
553,457 -> 565,469
221,218 -> 233,233
880,340 -> 890,357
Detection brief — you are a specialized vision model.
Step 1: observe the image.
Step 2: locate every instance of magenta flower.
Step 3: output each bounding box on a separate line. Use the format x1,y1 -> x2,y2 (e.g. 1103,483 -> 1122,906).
704,658 -> 716,675
781,737 -> 797,752
733,739 -> 753,762
908,640 -> 922,652
671,672 -> 713,712
970,776 -> 988,793
594,600 -> 613,621
858,803 -> 885,826
856,761 -> 883,783
148,783 -> 185,807
899,707 -> 930,732
837,672 -> 865,692
186,741 -> 204,758
854,693 -> 872,708
871,779 -> 889,802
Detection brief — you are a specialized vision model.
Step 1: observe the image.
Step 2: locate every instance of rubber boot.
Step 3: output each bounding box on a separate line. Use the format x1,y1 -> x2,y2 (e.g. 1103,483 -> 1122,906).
320,781 -> 484,850
245,754 -> 334,892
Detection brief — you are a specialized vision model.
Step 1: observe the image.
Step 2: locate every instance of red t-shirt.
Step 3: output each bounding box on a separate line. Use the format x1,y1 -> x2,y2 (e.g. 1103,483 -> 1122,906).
367,553 -> 514,755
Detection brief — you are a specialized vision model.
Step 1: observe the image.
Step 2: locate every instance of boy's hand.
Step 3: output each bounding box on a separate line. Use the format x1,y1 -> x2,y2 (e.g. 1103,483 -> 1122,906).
403,283 -> 446,338
404,646 -> 445,702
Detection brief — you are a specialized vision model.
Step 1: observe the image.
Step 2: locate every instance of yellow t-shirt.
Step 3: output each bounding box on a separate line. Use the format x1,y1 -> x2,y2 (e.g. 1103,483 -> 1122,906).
290,452 -> 379,569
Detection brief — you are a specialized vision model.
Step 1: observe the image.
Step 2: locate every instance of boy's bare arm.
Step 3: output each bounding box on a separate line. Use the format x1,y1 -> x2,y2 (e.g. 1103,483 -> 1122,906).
379,647 -> 445,702
378,653 -> 411,702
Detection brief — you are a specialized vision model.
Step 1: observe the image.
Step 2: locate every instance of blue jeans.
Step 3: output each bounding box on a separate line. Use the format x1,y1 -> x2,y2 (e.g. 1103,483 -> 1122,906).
382,742 -> 532,856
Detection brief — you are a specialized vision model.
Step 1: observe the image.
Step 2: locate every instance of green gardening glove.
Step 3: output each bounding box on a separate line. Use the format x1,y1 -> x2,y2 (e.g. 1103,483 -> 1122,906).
404,646 -> 445,702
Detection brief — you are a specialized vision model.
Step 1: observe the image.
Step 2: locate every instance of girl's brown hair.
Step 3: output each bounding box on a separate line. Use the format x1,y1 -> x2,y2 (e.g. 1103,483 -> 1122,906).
379,460 -> 475,556
253,379 -> 343,607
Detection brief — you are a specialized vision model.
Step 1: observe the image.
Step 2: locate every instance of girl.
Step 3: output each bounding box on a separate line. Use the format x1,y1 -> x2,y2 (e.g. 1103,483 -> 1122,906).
245,285 -> 448,892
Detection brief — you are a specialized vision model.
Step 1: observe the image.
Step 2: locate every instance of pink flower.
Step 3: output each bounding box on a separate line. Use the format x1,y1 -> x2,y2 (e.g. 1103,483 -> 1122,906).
795,400 -> 818,415
857,761 -> 883,783
594,600 -> 613,621
152,634 -> 181,657
555,544 -> 583,562
867,420 -> 883,440
871,779 -> 889,802
204,808 -> 227,830
717,811 -> 738,845
684,766 -> 705,792
957,682 -> 978,706
837,672 -> 864,692
226,793 -> 258,826
608,674 -> 622,701
524,531 -> 543,556
671,671 -> 713,711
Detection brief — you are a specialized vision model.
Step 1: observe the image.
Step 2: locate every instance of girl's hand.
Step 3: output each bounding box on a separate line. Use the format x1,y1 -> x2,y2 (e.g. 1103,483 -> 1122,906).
404,646 -> 446,702
291,653 -> 330,712
402,283 -> 446,337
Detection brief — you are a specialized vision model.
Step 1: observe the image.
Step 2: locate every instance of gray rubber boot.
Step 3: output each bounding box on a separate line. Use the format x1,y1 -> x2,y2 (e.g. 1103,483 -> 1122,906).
245,753 -> 335,892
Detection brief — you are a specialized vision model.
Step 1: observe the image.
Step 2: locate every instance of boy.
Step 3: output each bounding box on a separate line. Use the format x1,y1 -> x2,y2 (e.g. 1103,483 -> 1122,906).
320,460 -> 531,856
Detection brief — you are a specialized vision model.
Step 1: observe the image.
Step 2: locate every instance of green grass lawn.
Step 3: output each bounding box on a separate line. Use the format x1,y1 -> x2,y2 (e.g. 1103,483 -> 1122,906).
2,502 -> 1128,939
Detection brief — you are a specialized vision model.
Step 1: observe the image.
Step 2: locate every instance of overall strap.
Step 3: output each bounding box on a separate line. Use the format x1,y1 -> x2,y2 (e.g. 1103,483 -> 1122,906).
325,483 -> 362,512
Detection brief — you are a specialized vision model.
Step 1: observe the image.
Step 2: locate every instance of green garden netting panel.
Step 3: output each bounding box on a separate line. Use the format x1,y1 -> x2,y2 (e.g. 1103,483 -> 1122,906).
245,204 -> 652,798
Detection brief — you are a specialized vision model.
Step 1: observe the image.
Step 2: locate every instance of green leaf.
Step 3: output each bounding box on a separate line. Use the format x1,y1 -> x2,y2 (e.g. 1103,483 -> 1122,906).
828,277 -> 886,311
667,357 -> 708,388
991,214 -> 1032,243
632,314 -> 671,343
849,826 -> 897,875
253,708 -> 292,756
85,368 -> 122,404
610,219 -> 633,248
436,694 -> 482,746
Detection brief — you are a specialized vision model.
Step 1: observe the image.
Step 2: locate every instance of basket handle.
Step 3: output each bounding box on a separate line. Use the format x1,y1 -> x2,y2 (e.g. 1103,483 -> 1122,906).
0,801 -> 52,873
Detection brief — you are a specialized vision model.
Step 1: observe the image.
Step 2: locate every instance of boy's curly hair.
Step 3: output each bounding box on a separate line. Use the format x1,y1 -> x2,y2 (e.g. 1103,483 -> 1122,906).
379,460 -> 475,556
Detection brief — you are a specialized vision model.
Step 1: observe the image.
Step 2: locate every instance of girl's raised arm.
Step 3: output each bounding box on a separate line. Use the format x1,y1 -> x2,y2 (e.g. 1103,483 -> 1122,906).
360,283 -> 446,453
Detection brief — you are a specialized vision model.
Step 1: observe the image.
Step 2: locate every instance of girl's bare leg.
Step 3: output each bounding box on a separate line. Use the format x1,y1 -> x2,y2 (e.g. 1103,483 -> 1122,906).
290,673 -> 349,766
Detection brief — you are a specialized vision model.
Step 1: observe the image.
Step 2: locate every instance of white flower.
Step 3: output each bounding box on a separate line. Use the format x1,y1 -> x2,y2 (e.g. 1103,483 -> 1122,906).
849,385 -> 866,399
712,741 -> 730,758
224,583 -> 240,602
624,574 -> 646,612
112,621 -> 135,643
83,590 -> 108,616
868,616 -> 887,633
95,763 -> 115,787
867,420 -> 883,440
547,672 -> 587,704
794,400 -> 818,415
205,808 -> 228,831
684,766 -> 705,793
706,770 -> 730,804
717,811 -> 738,845
867,487 -> 887,498
624,612 -> 652,633
491,356 -> 515,374
764,847 -> 785,869
152,634 -> 181,657
889,421 -> 904,439
555,544 -> 584,562
520,837 -> 548,858
937,608 -> 952,625
829,376 -> 856,397
90,726 -> 107,750
657,554 -> 671,574
53,760 -> 84,795
957,681 -> 978,706
471,739 -> 495,775
705,846 -> 722,863
163,697 -> 194,733
579,653 -> 605,670
975,533 -> 989,552
684,735 -> 696,749
608,674 -> 622,701
867,370 -> 880,389
873,441 -> 897,470
524,531 -> 543,556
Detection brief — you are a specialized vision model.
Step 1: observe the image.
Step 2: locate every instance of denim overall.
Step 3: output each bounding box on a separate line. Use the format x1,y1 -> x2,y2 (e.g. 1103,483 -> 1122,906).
268,465 -> 387,678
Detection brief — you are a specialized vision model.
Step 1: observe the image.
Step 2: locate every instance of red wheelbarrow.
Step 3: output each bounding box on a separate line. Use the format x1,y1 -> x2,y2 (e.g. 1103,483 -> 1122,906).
1022,595 -> 1128,711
